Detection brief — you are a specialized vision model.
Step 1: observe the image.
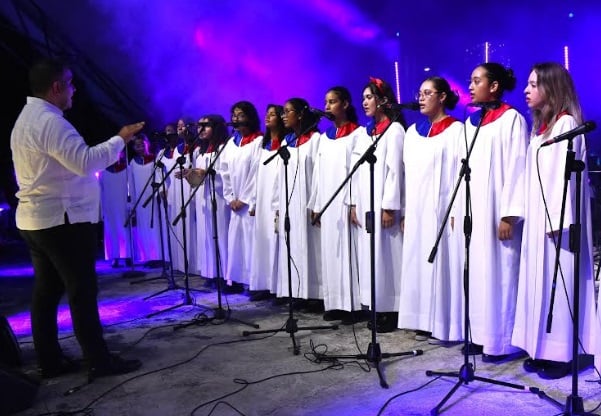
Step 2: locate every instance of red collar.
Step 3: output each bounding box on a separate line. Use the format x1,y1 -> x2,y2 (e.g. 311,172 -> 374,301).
480,102 -> 512,126
297,131 -> 315,147
538,111 -> 570,135
372,118 -> 391,135
429,116 -> 458,137
335,122 -> 359,139
240,131 -> 261,146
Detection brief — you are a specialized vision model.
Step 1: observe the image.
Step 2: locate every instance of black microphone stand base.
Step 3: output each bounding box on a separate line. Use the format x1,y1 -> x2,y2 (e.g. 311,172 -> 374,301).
426,362 -> 527,415
242,314 -> 338,355
210,305 -> 260,329
532,390 -> 599,416
145,290 -> 197,318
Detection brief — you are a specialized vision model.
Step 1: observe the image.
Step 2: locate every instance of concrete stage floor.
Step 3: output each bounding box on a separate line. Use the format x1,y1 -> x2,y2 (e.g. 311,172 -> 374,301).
1,244 -> 600,416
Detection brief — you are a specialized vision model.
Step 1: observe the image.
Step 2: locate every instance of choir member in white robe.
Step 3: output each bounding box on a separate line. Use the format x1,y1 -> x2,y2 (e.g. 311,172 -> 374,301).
248,105 -> 287,296
307,87 -> 361,321
221,102 -> 262,287
350,78 -> 405,333
168,119 -> 198,275
154,125 -> 179,266
99,153 -> 130,266
129,134 -> 161,262
511,63 -> 598,379
458,63 -> 528,359
274,98 -> 322,301
397,77 -> 463,342
190,115 -> 230,281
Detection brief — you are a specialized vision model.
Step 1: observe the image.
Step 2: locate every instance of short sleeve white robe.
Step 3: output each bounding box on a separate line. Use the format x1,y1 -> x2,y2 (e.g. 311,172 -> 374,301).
511,115 -> 598,362
221,134 -> 262,285
308,125 -> 361,311
458,105 -> 528,355
397,119 -> 464,341
249,141 -> 280,293
194,145 -> 231,280
129,156 -> 162,262
350,122 -> 404,312
275,132 -> 322,300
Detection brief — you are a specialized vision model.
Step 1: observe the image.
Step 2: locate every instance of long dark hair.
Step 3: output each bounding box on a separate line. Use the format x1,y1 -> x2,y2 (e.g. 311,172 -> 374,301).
327,86 -> 358,123
199,114 -> 228,153
262,104 -> 290,148
287,98 -> 320,135
230,101 -> 261,133
364,78 -> 407,128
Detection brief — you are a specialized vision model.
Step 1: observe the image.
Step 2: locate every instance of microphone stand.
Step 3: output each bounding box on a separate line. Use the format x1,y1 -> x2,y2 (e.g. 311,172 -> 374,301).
174,137 -> 258,329
535,139 -> 597,416
122,145 -> 146,278
425,108 -> 527,414
130,153 -> 178,293
147,138 -> 207,318
311,113 -> 422,388
242,121 -> 338,355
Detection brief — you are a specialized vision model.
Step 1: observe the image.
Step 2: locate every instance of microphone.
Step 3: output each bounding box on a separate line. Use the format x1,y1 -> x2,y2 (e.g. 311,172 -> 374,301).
153,132 -> 178,139
226,121 -> 249,127
468,101 -> 501,110
540,121 -> 596,147
308,108 -> 335,121
387,102 -> 420,111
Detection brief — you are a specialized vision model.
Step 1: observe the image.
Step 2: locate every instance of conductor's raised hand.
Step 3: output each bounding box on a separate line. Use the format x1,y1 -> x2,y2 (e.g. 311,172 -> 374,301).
119,122 -> 146,144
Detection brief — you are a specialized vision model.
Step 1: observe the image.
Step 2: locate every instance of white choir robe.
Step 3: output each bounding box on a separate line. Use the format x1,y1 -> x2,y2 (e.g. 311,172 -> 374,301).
350,123 -> 404,312
166,146 -> 199,275
99,168 -> 130,260
456,107 -> 528,356
194,147 -> 230,280
512,115 -> 598,362
397,121 -> 464,341
274,133 -> 322,300
221,136 -> 262,285
155,148 -> 176,264
129,158 -> 162,262
307,128 -> 360,311
249,145 -> 279,293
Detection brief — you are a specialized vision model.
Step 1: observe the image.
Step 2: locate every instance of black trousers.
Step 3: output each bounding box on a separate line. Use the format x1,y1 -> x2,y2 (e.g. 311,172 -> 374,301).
20,221 -> 110,368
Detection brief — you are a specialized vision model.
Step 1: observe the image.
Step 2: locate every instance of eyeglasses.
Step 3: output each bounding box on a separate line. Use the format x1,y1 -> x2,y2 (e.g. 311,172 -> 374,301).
414,90 -> 440,100
280,109 -> 295,117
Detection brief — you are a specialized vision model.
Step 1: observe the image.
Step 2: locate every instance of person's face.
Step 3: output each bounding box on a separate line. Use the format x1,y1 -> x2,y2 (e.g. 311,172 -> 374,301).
176,119 -> 187,137
55,69 -> 76,111
165,125 -> 176,135
281,103 -> 300,130
232,107 -> 249,133
265,107 -> 280,130
417,80 -> 444,117
133,138 -> 146,155
524,70 -> 544,110
325,91 -> 347,121
362,87 -> 378,117
469,66 -> 497,102
197,118 -> 213,140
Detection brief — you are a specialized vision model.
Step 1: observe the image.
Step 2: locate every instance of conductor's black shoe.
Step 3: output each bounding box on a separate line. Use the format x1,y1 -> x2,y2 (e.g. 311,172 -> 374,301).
125,258 -> 134,267
537,361 -> 571,380
89,354 -> 142,380
38,355 -> 80,379
460,343 -> 483,356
